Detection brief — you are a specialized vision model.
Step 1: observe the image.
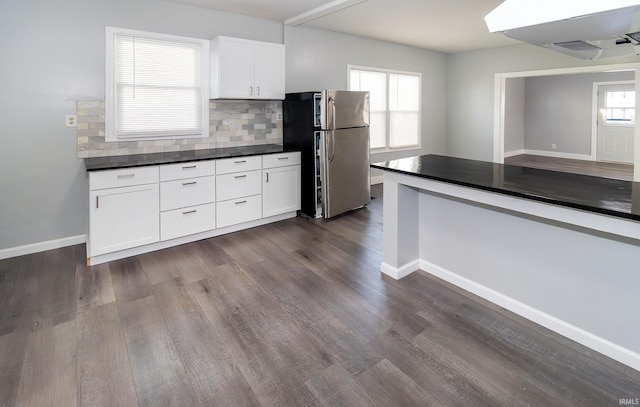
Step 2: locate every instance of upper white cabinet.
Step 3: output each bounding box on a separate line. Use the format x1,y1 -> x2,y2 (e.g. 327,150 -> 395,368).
210,36 -> 285,100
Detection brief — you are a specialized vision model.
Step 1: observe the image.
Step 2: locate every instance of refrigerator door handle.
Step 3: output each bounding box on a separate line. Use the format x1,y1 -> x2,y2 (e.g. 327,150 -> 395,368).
326,130 -> 335,163
328,96 -> 336,130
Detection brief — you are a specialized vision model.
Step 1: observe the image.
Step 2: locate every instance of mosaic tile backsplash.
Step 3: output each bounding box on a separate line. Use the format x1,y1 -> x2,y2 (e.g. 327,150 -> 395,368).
77,100 -> 283,158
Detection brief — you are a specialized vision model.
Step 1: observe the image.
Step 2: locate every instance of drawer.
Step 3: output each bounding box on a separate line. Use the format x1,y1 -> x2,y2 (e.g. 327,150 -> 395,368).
160,176 -> 215,211
90,166 -> 159,191
216,170 -> 261,201
160,203 -> 216,241
263,152 -> 301,169
216,195 -> 262,229
216,155 -> 261,175
160,160 -> 216,182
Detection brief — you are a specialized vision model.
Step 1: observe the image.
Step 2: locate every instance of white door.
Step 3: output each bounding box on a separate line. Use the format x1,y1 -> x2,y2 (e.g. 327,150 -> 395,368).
218,38 -> 255,98
253,42 -> 285,100
262,166 -> 301,217
597,83 -> 635,163
89,184 -> 159,257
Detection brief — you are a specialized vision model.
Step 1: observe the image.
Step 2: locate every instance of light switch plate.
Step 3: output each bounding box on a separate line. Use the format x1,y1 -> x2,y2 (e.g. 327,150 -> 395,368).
66,114 -> 78,128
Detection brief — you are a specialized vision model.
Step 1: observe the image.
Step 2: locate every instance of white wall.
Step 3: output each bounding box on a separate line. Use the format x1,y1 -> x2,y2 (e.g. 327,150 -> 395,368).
447,43 -> 640,161
284,26 -> 448,175
0,0 -> 282,250
523,71 -> 634,155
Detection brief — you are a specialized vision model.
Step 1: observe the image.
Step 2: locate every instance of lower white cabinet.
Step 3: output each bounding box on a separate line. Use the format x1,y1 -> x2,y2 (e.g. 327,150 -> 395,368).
161,203 -> 216,241
217,194 -> 262,228
87,151 -> 300,265
89,183 -> 160,257
263,165 -> 301,218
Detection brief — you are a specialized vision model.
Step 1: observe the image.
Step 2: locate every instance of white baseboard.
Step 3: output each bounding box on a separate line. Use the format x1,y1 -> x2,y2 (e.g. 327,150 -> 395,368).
380,260 -> 420,280
509,149 -> 594,161
0,235 -> 86,260
371,175 -> 384,185
503,149 -> 525,158
416,259 -> 640,372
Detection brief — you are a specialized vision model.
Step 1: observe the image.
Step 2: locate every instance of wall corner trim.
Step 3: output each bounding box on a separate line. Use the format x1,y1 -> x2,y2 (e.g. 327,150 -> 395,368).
0,235 -> 86,260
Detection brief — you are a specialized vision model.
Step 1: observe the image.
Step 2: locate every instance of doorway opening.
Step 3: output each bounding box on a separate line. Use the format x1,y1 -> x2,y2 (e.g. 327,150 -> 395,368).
494,63 -> 640,181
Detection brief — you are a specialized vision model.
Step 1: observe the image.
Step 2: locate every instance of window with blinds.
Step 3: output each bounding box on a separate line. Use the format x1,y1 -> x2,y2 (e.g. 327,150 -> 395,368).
105,27 -> 209,141
348,65 -> 421,152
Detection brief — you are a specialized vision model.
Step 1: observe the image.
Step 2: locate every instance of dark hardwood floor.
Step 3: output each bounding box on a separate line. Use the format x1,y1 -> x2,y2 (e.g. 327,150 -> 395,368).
505,154 -> 634,181
1,184 -> 639,406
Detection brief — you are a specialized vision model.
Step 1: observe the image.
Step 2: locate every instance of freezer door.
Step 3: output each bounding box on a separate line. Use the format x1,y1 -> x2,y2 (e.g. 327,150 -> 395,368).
322,90 -> 370,129
322,127 -> 371,218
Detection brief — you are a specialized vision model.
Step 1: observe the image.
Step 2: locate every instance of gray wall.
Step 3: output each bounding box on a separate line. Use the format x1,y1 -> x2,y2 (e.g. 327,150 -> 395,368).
284,26 -> 449,175
504,78 -> 525,154
447,43 -> 640,161
523,71 -> 634,155
0,0 -> 282,250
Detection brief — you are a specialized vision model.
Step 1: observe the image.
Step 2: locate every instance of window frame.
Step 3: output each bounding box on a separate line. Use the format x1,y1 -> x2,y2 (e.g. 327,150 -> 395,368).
347,65 -> 422,153
105,26 -> 210,142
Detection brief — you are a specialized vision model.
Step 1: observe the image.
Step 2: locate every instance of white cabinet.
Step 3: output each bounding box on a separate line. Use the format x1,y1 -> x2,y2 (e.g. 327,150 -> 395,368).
159,161 -> 216,241
87,151 -> 300,265
88,167 -> 160,257
210,36 -> 285,100
262,152 -> 301,218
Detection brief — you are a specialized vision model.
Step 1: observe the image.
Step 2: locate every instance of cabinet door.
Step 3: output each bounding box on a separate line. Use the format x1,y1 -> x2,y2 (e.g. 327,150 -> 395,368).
253,42 -> 285,100
262,165 -> 301,218
89,184 -> 159,257
218,38 -> 255,98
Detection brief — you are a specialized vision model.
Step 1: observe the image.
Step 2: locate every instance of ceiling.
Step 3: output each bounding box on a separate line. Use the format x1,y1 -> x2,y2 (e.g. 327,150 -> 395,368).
162,0 -> 519,53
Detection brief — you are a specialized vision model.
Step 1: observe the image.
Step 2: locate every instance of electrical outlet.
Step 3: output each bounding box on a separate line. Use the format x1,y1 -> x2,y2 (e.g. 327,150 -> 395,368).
66,114 -> 78,128
551,143 -> 557,149
276,112 -> 283,121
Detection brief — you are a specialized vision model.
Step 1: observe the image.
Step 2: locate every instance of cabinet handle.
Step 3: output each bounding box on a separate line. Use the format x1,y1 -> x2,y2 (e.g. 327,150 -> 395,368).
235,200 -> 247,205
182,210 -> 197,215
266,172 -> 269,183
96,196 -> 99,209
257,86 -> 260,96
234,175 -> 247,179
182,181 -> 197,186
117,174 -> 135,179
234,160 -> 246,164
249,86 -> 253,96
182,165 -> 197,170
277,157 -> 289,160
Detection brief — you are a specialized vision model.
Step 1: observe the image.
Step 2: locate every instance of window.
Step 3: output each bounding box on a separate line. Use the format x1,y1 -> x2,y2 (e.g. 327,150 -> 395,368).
348,66 -> 421,151
605,90 -> 635,125
106,27 -> 209,141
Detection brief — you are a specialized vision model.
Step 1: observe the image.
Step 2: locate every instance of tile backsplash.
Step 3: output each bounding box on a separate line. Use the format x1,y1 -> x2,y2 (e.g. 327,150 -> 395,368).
77,100 -> 283,158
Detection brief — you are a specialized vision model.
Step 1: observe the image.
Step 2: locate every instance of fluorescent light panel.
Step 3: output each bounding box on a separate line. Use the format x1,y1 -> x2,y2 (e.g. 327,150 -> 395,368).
285,0 -> 368,26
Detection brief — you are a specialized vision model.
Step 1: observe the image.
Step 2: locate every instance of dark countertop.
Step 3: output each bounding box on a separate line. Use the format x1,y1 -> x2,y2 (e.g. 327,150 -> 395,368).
371,154 -> 640,222
84,144 -> 296,171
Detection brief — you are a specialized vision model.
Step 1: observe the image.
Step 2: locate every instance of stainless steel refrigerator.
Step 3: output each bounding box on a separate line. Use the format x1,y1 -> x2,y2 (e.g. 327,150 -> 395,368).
284,90 -> 371,219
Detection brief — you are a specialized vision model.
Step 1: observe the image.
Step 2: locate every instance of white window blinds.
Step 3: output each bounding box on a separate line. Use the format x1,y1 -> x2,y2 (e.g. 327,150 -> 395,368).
349,66 -> 421,151
106,28 -> 209,141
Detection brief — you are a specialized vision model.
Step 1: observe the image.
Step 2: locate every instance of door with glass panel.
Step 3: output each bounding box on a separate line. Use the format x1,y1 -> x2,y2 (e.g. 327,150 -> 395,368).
597,83 -> 635,164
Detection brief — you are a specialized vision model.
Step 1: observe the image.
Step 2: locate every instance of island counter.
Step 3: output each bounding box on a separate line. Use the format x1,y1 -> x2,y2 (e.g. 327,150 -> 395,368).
372,154 -> 640,372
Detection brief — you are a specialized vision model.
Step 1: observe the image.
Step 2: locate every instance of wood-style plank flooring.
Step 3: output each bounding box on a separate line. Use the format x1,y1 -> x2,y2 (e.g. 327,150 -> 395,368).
505,154 -> 634,180
1,184 -> 639,406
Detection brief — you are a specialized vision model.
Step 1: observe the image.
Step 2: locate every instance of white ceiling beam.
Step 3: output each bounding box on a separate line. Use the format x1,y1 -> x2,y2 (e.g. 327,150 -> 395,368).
284,0 -> 367,26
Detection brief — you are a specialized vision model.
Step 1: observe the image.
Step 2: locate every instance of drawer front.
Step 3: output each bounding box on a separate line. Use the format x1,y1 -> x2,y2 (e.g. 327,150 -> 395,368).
160,160 -> 216,182
160,176 -> 216,211
216,155 -> 261,175
160,203 -> 216,241
262,152 -> 301,169
217,195 -> 262,229
90,166 -> 159,190
216,170 -> 261,201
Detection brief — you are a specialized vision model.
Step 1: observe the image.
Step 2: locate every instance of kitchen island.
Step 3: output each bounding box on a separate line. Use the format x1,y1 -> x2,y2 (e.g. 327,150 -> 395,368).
372,154 -> 640,371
